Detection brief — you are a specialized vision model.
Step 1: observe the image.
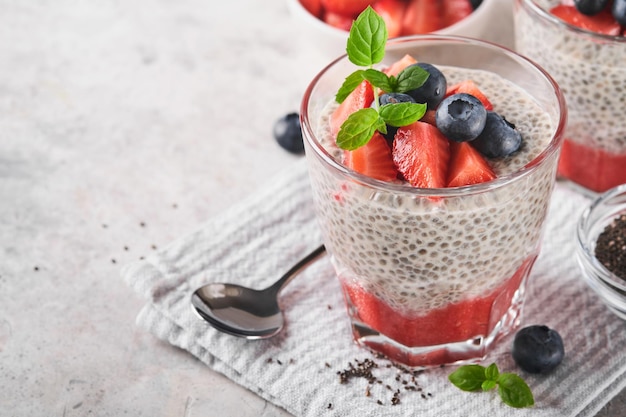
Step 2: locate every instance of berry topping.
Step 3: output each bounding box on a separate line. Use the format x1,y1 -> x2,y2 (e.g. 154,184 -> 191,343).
374,93 -> 417,142
344,132 -> 399,181
405,62 -> 447,110
446,79 -> 493,111
331,80 -> 374,138
446,141 -> 496,187
573,0 -> 609,16
321,0 -> 376,16
300,0 -> 323,17
273,112 -> 304,154
613,0 -> 626,26
512,325 -> 565,374
471,111 -> 522,158
435,93 -> 487,142
378,92 -> 416,106
442,0 -> 473,27
392,121 -> 450,188
402,0 -> 443,35
372,0 -> 406,38
550,4 -> 622,35
383,54 -> 418,76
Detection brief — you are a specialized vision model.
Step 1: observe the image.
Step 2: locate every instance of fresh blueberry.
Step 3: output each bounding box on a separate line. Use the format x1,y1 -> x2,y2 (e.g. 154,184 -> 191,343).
273,112 -> 304,154
372,93 -> 416,142
435,93 -> 487,142
612,0 -> 626,26
470,0 -> 483,9
512,325 -> 565,374
574,0 -> 609,15
471,111 -> 522,158
378,92 -> 416,106
405,63 -> 447,110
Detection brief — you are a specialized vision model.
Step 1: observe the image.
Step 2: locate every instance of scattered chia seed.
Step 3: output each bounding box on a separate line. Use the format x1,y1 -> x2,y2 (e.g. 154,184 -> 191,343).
140,222 -> 146,227
595,214 -> 626,280
276,359 -> 283,365
335,355 -> 430,407
34,266 -> 39,271
111,259 -> 116,264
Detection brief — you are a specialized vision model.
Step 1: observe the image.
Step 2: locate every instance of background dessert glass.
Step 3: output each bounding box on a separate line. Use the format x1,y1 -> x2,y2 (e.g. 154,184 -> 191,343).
514,0 -> 626,193
300,36 -> 566,368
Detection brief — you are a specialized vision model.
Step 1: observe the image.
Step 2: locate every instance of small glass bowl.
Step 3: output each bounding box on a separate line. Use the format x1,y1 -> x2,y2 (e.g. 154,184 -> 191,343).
576,184 -> 626,320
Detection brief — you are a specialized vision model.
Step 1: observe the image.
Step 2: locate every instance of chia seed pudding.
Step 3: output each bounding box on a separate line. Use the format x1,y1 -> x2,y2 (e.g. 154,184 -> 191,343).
514,0 -> 626,192
301,37 -> 565,367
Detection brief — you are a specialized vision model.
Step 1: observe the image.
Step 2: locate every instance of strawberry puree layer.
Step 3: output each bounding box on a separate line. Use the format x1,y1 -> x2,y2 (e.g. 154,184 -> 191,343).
340,256 -> 535,366
558,139 -> 626,193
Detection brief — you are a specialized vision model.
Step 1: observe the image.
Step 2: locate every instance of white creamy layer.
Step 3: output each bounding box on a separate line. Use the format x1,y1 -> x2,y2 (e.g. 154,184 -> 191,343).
307,66 -> 558,316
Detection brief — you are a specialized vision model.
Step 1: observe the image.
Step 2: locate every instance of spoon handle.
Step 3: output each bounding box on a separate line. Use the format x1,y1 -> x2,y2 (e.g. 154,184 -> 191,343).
268,244 -> 326,295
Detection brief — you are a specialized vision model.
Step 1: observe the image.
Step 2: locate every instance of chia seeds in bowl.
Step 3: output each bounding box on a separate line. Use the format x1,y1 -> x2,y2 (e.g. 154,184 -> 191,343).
576,184 -> 626,320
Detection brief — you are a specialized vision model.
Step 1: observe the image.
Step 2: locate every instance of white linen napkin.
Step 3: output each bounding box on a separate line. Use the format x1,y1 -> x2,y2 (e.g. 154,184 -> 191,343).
122,159 -> 626,417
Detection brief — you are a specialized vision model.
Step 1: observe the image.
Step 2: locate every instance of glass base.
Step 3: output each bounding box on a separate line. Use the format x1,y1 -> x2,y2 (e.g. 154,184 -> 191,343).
339,257 -> 535,368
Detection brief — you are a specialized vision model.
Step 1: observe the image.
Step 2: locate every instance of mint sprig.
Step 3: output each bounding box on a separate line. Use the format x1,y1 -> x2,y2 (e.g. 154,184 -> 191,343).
449,363 -> 535,409
335,7 -> 429,150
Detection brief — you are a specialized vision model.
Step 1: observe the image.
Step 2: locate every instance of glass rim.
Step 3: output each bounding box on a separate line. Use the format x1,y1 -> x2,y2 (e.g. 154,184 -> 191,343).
300,34 -> 567,198
518,0 -> 626,44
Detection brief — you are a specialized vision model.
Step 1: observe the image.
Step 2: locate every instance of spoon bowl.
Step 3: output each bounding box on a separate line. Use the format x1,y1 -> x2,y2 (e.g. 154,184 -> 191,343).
191,245 -> 326,339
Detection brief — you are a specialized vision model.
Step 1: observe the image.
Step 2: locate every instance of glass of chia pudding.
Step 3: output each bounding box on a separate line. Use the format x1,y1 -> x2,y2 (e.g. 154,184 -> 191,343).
514,0 -> 626,193
300,35 -> 566,367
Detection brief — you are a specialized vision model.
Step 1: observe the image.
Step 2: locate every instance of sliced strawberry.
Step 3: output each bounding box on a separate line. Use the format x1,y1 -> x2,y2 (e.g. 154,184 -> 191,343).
383,53 -> 418,77
393,121 -> 450,188
330,80 -> 374,138
402,0 -> 444,35
372,0 -> 406,38
330,81 -> 374,137
321,0 -> 376,16
550,4 -> 621,36
446,80 -> 494,111
344,132 -> 399,181
420,109 -> 437,125
323,10 -> 356,31
300,0 -> 323,18
446,141 -> 496,187
442,0 -> 473,28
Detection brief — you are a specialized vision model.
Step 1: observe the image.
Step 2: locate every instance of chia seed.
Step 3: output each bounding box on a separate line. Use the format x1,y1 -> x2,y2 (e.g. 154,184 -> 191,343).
595,214 -> 626,280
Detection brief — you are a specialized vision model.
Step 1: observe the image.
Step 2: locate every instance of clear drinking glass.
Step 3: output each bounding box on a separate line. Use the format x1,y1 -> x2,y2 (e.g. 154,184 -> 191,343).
300,35 -> 566,368
514,0 -> 626,193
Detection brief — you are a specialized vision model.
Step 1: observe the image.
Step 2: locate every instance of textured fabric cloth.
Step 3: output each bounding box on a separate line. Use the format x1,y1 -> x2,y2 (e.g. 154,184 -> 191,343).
122,159 -> 626,417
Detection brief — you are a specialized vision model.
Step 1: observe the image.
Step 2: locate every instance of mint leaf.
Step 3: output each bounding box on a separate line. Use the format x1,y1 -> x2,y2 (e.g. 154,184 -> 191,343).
449,364 -> 535,409
361,69 -> 394,93
482,380 -> 498,391
336,70 -> 366,103
379,102 -> 426,127
448,365 -> 487,392
497,373 -> 535,408
346,6 -> 387,67
336,108 -> 386,150
485,363 -> 500,382
395,64 -> 430,93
